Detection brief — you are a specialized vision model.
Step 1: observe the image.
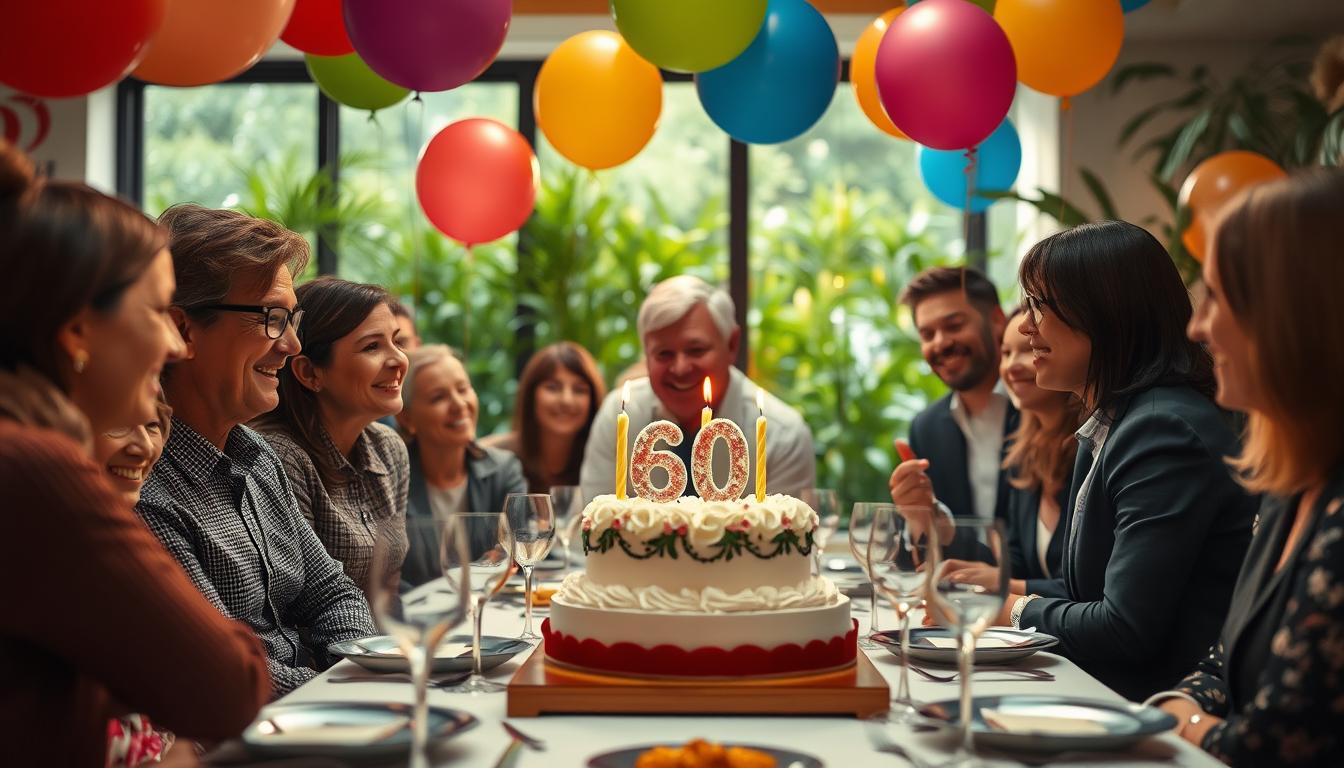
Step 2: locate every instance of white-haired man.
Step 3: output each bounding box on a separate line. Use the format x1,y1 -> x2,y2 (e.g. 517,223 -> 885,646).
580,276 -> 815,501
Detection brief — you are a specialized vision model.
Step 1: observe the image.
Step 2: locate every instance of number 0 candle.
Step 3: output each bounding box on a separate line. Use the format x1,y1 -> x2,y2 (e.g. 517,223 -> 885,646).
615,381 -> 630,499
755,389 -> 767,502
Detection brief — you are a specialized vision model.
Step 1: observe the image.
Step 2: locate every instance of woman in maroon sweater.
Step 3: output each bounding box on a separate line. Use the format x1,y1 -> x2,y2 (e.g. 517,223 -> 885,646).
0,139 -> 269,765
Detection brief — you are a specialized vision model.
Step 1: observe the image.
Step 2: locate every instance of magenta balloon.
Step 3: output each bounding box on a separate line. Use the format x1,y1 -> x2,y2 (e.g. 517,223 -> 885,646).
875,0 -> 1016,150
343,0 -> 510,92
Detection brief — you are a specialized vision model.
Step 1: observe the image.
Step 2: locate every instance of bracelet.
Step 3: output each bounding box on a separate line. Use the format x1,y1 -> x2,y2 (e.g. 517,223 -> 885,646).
1009,594 -> 1038,629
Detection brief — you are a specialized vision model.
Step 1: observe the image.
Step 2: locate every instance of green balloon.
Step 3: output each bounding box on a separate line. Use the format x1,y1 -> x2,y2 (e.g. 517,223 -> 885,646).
611,0 -> 768,73
305,52 -> 409,113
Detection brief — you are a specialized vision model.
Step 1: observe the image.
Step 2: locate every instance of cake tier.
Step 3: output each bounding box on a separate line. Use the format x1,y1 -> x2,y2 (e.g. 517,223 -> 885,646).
554,571 -> 840,612
581,494 -> 817,594
545,596 -> 856,678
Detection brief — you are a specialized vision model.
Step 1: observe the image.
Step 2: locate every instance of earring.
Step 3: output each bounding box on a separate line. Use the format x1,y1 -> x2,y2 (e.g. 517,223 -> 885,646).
72,350 -> 89,374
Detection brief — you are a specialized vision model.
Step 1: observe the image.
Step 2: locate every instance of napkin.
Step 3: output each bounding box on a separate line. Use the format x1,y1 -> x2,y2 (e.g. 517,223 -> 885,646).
980,708 -> 1109,735
360,642 -> 474,659
923,637 -> 1015,649
254,716 -> 409,746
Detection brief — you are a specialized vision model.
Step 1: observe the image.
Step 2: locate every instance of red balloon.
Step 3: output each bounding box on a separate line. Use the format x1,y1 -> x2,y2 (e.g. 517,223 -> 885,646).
0,0 -> 165,98
281,0 -> 353,56
416,119 -> 538,247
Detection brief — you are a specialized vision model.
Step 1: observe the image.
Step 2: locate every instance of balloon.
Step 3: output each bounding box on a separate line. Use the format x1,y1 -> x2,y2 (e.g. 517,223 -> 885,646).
850,8 -> 908,140
610,0 -> 767,74
133,0 -> 296,86
695,0 -> 839,145
0,0 -> 164,98
918,119 -> 1021,213
344,0 -> 510,93
994,0 -> 1124,99
416,118 -> 538,247
1178,151 -> 1287,262
282,0 -> 353,55
1122,0 -> 1151,11
535,31 -> 662,171
305,53 -> 408,112
876,0 -> 1016,151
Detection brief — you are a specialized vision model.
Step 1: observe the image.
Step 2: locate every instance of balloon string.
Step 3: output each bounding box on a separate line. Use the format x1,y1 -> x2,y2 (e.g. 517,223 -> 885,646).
1060,97 -> 1075,224
962,146 -> 978,265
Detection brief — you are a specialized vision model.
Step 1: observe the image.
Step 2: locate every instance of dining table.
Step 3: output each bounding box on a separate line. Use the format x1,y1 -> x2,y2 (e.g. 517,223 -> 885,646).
206,557 -> 1226,768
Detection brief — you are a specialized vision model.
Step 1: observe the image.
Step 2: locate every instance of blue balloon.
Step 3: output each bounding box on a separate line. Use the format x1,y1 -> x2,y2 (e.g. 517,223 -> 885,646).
1122,0 -> 1151,11
918,119 -> 1021,213
694,0 -> 839,144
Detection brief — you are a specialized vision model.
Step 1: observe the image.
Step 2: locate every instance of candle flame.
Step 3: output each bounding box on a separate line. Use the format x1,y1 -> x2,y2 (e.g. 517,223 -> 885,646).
703,377 -> 712,405
756,388 -> 765,415
621,380 -> 630,410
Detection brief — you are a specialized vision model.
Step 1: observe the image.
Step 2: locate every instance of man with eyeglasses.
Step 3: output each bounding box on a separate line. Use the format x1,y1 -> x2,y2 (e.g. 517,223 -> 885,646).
136,204 -> 376,697
890,266 -> 1018,524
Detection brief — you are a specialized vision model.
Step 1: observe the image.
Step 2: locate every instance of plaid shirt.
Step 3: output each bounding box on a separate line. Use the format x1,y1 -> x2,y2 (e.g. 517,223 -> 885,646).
137,418 -> 376,697
259,422 -> 409,597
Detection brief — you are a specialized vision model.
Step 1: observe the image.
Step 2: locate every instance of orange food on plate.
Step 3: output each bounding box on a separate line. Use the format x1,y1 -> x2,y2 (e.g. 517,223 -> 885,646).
532,586 -> 558,607
635,739 -> 776,768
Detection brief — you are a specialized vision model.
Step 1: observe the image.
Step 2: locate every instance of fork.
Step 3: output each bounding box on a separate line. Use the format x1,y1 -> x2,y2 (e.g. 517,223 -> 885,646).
327,671 -> 471,689
907,664 -> 1054,683
491,721 -> 545,768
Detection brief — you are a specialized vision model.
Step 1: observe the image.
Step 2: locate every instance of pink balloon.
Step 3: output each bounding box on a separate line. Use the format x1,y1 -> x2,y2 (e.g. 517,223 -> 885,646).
415,118 -> 538,247
344,0 -> 510,92
875,0 -> 1017,151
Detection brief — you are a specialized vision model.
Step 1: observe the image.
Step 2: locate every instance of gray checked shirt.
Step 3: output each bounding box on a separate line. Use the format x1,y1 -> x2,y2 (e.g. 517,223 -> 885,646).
137,418 -> 376,697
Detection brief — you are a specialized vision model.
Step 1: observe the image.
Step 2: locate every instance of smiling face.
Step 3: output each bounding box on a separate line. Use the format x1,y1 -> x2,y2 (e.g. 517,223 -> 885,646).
999,311 -> 1067,416
403,356 -> 478,450
1187,252 -> 1260,412
306,303 -> 409,422
533,365 -> 593,439
912,291 -> 1002,392
1019,295 -> 1092,401
92,413 -> 168,506
644,303 -> 740,429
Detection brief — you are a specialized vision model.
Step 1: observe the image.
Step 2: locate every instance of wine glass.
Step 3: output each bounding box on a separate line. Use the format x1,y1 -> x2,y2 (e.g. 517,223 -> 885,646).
867,504 -> 936,722
847,502 -> 886,648
548,485 -> 585,573
440,512 -> 517,694
796,488 -> 840,576
502,493 -> 556,642
926,518 -> 1008,766
368,515 -> 470,768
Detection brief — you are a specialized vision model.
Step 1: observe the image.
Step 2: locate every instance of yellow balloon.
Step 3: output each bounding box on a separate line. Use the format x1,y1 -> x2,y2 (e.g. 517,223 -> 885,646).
994,0 -> 1124,99
535,30 -> 663,171
851,7 -> 908,140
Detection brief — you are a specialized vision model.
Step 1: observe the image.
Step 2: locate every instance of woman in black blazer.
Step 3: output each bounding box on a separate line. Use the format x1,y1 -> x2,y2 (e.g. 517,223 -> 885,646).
1007,220 -> 1258,701
1155,169 -> 1344,766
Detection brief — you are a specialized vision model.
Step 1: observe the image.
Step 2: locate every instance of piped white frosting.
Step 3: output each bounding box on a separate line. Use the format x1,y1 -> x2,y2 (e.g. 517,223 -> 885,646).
582,493 -> 817,552
554,571 -> 839,613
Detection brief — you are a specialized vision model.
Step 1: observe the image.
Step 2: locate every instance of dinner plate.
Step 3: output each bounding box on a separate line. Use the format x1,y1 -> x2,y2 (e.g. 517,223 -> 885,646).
918,694 -> 1176,753
242,701 -> 476,758
872,627 -> 1058,665
587,744 -> 823,767
328,634 -> 531,674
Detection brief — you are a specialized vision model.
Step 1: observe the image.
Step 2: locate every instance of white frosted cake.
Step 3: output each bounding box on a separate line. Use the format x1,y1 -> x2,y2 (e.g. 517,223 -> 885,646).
543,494 -> 856,678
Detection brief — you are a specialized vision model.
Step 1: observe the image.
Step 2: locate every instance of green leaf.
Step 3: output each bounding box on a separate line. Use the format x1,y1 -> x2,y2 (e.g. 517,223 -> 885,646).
1110,62 -> 1177,95
1160,108 -> 1214,180
1078,167 -> 1119,221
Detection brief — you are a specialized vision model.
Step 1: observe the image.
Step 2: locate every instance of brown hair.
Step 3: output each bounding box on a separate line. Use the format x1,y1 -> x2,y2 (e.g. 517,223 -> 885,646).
1000,306 -> 1084,497
898,266 -> 1001,317
157,203 -> 310,318
1211,168 -> 1344,495
253,277 -> 392,485
514,342 -> 606,489
0,139 -> 167,385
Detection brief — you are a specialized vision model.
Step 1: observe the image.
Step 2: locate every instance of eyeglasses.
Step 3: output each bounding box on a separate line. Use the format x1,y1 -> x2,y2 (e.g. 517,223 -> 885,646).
1023,293 -> 1055,325
194,304 -> 304,339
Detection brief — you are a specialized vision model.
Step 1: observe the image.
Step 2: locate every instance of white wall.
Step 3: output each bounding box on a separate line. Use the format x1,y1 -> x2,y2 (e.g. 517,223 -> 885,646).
1,85 -> 91,182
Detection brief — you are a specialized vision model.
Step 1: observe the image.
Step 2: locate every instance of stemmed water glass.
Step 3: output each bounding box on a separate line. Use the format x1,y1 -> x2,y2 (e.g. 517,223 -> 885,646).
368,515 -> 471,768
867,504 -> 936,722
848,502 -> 886,648
502,493 -> 556,642
440,512 -> 517,694
926,518 -> 1008,766
548,485 -> 585,573
796,488 -> 840,576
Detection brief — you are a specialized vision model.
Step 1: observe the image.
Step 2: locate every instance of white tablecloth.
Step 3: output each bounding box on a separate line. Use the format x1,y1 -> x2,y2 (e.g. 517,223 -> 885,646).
258,568 -> 1222,767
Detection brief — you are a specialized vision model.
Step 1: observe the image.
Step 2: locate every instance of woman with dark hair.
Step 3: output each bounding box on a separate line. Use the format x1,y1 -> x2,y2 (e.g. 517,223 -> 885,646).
1005,219 -> 1257,701
254,276 -> 411,596
482,341 -> 605,493
1150,169 -> 1344,766
0,140 -> 268,764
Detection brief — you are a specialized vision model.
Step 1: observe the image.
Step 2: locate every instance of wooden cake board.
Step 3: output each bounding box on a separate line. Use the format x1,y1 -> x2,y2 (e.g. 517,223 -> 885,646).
506,643 -> 890,718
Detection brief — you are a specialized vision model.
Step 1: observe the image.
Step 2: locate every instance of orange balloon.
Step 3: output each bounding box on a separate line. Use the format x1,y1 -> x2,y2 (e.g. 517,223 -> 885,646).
535,31 -> 663,171
994,0 -> 1123,98
1178,150 -> 1287,262
851,7 -> 907,140
134,0 -> 296,86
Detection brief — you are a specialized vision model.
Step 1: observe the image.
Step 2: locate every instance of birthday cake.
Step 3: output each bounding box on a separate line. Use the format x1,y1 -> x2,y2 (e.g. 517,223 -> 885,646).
545,493 -> 856,678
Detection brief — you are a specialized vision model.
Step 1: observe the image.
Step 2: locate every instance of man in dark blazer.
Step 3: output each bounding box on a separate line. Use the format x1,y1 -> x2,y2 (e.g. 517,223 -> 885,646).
890,267 -> 1018,521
